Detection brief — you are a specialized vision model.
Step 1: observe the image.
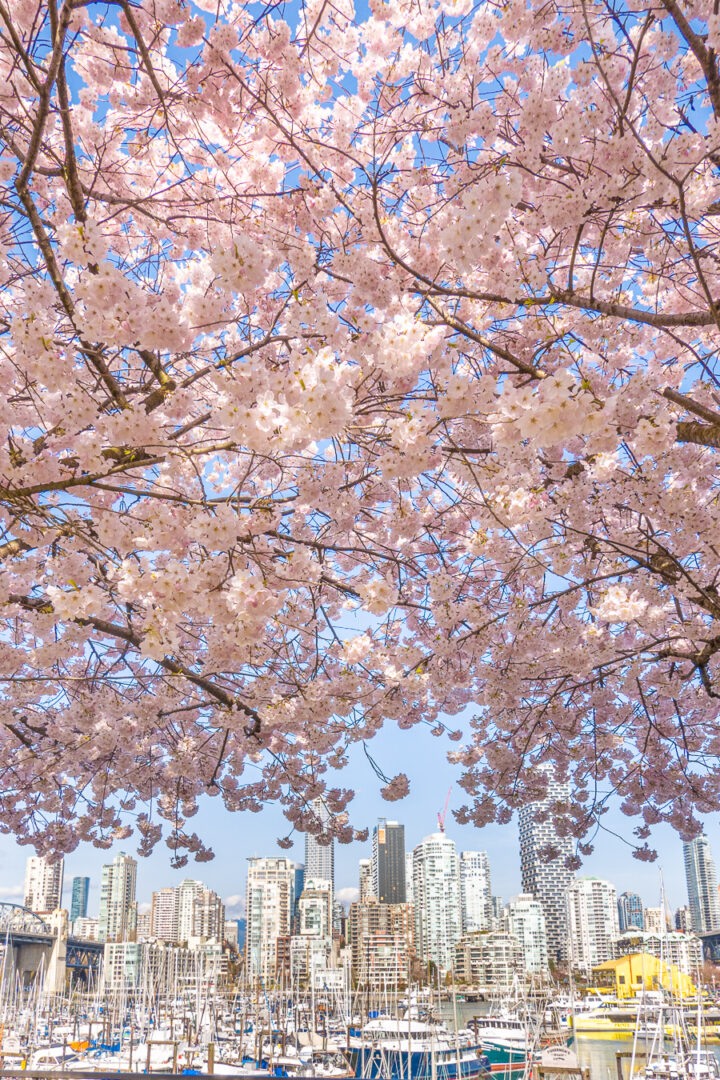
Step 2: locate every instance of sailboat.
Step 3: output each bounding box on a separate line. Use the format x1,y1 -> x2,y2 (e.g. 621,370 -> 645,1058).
629,877 -> 719,1080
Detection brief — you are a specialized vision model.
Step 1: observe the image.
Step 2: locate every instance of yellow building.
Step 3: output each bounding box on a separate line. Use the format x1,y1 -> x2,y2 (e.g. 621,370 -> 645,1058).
591,952 -> 696,999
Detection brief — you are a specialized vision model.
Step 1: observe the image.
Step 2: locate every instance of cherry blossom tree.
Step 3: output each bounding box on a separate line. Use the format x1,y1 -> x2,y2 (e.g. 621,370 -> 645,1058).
1,0 -> 719,864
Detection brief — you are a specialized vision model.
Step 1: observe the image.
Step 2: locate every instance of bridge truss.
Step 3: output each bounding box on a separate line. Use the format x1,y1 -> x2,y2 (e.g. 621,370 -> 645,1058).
0,902 -> 51,935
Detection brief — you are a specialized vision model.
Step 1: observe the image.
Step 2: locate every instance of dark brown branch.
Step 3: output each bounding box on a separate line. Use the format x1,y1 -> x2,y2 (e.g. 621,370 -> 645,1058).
6,595 -> 263,738
663,386 -> 720,427
659,0 -> 720,119
0,538 -> 32,560
675,420 -> 720,448
550,287 -> 716,327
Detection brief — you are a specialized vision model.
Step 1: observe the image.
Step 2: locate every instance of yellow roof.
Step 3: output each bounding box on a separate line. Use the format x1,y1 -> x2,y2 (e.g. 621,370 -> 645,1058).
592,952 -> 656,971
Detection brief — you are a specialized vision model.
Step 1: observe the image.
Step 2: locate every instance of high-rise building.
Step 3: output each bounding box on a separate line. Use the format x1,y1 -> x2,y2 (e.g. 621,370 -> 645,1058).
134,909 -> 152,941
24,856 -> 64,913
292,865 -> 305,933
566,877 -> 619,975
518,770 -> 574,965
683,835 -> 720,933
304,799 -> 334,890
503,894 -> 549,976
675,905 -> 692,933
70,876 -> 89,923
491,896 -> 504,928
193,889 -> 225,941
617,892 -> 644,932
372,820 -> 406,904
288,934 -> 331,980
413,832 -> 462,973
359,859 -> 374,902
459,851 -> 492,933
405,853 -> 414,905
98,853 -> 137,942
73,916 -> 99,940
246,857 -> 297,979
297,879 -> 333,939
349,899 -> 413,987
643,906 -> 671,934
332,898 -> 345,939
151,887 -> 179,942
176,880 -> 204,943
454,931 -> 523,988
127,900 -> 139,937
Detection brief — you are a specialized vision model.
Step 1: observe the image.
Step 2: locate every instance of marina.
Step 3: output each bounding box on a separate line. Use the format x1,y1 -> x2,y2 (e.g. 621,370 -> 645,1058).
0,987 -> 715,1080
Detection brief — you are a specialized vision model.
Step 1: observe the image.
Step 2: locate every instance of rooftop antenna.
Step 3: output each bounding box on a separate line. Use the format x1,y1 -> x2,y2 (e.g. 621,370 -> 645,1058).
437,788 -> 452,833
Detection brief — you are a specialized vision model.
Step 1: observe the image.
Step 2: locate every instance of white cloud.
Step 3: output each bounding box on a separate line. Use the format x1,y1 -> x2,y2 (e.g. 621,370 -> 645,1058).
138,901 -> 151,914
223,893 -> 245,915
335,887 -> 358,907
0,886 -> 23,900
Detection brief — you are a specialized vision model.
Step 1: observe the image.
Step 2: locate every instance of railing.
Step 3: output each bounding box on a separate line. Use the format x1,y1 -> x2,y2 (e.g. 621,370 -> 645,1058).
0,1072 -> 302,1080
0,1040 -> 217,1074
0,1040 -> 223,1077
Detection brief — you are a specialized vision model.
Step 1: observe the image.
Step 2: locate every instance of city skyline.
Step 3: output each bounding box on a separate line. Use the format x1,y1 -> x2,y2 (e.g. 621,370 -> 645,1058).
15,842 -> 710,990
0,718 -> 713,921
3,809 -> 714,934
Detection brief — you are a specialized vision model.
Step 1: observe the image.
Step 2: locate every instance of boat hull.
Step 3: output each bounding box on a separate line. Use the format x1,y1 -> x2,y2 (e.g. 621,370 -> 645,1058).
573,1018 -> 720,1042
480,1041 -> 532,1077
349,1046 -> 491,1080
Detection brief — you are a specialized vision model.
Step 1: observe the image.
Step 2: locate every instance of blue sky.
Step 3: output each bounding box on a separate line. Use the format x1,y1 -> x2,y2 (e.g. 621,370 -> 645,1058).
0,716 -> 712,922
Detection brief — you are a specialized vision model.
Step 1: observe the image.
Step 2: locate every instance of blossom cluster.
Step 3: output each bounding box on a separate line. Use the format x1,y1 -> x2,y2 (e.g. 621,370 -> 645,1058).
0,0 -> 717,864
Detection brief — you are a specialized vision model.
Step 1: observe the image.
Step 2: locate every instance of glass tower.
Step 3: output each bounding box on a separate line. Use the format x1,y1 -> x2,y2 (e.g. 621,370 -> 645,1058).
618,891 -> 644,932
70,876 -> 89,922
372,819 -> 406,903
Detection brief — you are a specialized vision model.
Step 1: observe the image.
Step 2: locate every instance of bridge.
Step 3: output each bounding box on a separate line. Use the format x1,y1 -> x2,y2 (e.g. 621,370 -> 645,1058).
0,903 -> 103,990
697,929 -> 720,962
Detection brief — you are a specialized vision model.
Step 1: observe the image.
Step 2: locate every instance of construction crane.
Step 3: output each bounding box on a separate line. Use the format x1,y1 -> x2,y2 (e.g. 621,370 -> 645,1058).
437,787 -> 452,833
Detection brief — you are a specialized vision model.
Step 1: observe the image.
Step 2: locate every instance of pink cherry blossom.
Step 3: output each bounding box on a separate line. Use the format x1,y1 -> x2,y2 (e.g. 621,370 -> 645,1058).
380,775 -> 411,802
0,0 -> 717,864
